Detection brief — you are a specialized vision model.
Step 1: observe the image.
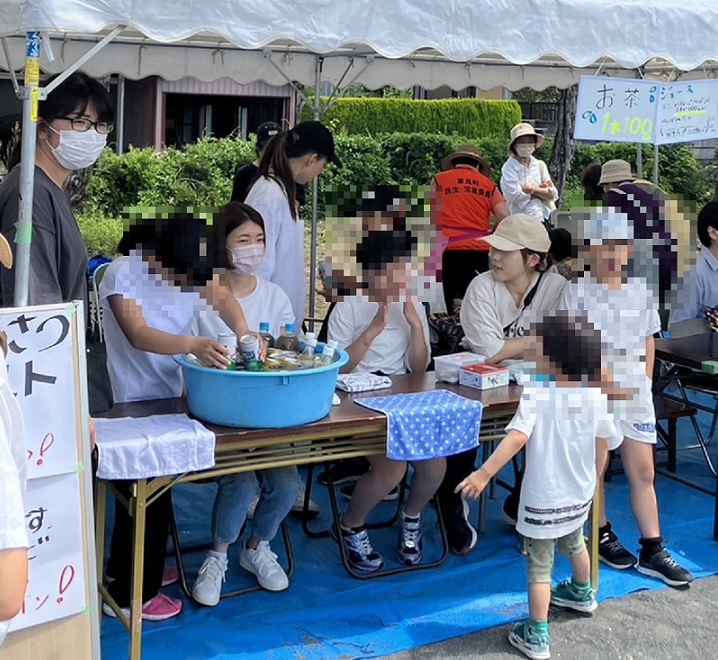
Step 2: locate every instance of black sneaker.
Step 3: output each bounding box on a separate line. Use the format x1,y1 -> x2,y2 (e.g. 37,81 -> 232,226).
317,459 -> 369,486
397,510 -> 423,565
598,528 -> 637,570
444,498 -> 478,556
330,522 -> 384,573
637,548 -> 694,587
340,482 -> 400,501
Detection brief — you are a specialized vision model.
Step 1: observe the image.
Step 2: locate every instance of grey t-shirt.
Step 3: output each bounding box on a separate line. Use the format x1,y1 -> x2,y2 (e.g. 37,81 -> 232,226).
0,165 -> 88,306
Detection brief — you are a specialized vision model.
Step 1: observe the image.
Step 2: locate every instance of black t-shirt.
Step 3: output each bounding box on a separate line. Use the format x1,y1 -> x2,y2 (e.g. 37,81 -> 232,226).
231,163 -> 259,202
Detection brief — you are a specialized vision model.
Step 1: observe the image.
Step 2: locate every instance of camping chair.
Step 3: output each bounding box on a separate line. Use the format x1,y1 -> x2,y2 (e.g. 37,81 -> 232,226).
91,262 -> 111,343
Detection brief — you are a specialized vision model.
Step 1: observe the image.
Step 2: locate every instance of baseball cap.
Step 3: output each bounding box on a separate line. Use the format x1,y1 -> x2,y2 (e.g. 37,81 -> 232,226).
288,121 -> 342,167
256,121 -> 281,150
356,186 -> 411,215
579,209 -> 633,245
483,214 -> 551,252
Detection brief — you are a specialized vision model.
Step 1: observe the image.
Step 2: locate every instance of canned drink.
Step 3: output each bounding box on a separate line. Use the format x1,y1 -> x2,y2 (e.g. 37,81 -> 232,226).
217,332 -> 237,358
240,333 -> 260,362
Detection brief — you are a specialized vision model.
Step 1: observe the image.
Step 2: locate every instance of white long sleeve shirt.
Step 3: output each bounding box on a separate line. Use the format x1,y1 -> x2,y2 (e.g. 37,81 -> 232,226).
500,156 -> 558,220
246,177 -> 306,326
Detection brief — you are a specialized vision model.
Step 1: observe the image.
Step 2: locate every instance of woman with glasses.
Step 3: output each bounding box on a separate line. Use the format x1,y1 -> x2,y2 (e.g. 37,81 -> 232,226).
0,72 -> 114,306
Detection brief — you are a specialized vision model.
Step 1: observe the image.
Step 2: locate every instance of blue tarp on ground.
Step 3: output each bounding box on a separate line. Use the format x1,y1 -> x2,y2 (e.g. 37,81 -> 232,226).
101,411 -> 717,660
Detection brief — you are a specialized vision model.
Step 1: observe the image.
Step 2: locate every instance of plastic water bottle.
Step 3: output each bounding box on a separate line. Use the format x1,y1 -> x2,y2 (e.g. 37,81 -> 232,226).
299,332 -> 317,365
317,339 -> 338,365
276,323 -> 300,353
258,322 -> 275,348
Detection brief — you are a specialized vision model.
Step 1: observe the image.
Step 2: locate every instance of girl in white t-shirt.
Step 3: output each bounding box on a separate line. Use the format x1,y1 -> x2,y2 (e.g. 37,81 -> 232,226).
329,225 -> 442,573
458,311 -> 614,660
0,338 -> 28,646
441,214 -> 566,556
100,214 -> 254,622
246,121 -> 340,326
190,202 -> 299,603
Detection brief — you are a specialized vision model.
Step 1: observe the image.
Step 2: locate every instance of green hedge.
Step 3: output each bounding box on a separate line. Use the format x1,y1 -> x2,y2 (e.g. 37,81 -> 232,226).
78,133 -> 712,255
300,98 -> 522,139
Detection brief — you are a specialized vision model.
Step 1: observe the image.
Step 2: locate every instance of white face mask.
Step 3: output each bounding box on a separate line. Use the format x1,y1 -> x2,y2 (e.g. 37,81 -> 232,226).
47,125 -> 107,170
228,244 -> 265,275
515,143 -> 535,159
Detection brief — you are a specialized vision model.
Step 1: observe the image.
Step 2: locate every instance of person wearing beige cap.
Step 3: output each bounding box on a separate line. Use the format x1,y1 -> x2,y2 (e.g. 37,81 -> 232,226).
500,123 -> 558,221
431,144 -> 509,314
598,159 -> 635,190
434,214 -> 567,553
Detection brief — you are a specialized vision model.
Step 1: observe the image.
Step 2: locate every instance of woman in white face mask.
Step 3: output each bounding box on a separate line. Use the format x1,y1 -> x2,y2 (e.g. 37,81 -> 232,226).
189,202 -> 300,604
0,72 -> 114,306
500,122 -> 558,222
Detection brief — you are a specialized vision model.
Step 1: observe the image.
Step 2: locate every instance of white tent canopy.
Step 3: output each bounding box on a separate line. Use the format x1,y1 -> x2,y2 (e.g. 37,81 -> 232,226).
2,0 -> 718,91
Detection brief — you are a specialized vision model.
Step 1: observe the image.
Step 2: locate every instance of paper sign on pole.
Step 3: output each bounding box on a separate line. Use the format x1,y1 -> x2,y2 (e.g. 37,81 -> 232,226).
575,76 -> 657,144
656,80 -> 718,145
575,75 -> 718,146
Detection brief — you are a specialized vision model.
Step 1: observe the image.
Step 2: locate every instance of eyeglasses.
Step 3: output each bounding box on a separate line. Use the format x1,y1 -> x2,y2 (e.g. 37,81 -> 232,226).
55,117 -> 114,135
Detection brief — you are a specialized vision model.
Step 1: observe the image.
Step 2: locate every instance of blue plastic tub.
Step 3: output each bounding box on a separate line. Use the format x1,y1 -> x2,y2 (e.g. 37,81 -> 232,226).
174,345 -> 348,428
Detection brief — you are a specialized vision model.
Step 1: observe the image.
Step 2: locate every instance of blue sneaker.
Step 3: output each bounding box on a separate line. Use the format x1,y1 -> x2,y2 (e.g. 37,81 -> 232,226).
330,523 -> 384,573
550,579 -> 597,613
397,509 -> 423,565
508,621 -> 551,660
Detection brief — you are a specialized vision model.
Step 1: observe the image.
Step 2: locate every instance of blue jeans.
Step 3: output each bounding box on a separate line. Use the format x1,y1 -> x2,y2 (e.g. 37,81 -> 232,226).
211,466 -> 300,545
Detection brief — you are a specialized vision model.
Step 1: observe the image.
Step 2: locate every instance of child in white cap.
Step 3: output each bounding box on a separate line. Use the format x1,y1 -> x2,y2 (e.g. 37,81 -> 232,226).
561,208 -> 693,586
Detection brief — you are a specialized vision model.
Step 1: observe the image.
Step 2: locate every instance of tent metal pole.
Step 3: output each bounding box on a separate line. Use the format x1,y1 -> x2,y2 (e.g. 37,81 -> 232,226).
323,57 -> 376,113
117,74 -> 126,154
262,50 -> 314,108
636,143 -> 643,178
1,38 -> 20,95
308,56 -> 323,328
44,27 -> 124,95
653,144 -> 659,185
14,31 -> 42,307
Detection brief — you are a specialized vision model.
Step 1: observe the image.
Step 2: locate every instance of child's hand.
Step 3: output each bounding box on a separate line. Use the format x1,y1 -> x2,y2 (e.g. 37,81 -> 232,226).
367,302 -> 389,340
191,337 -> 232,369
455,470 -> 489,500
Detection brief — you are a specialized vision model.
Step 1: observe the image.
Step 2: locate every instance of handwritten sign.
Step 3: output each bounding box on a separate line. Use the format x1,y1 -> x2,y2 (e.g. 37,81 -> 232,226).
655,80 -> 718,145
0,306 -> 79,479
9,473 -> 86,632
575,76 -> 657,144
0,304 -> 92,640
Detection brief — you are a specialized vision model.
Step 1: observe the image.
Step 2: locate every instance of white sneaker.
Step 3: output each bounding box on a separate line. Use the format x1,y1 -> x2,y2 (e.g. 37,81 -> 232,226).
292,482 -> 320,514
247,495 -> 259,520
239,541 -> 289,591
191,554 -> 228,606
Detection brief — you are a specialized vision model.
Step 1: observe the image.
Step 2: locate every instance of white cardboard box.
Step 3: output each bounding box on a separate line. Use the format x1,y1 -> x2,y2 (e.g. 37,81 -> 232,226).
459,363 -> 510,390
434,352 -> 486,384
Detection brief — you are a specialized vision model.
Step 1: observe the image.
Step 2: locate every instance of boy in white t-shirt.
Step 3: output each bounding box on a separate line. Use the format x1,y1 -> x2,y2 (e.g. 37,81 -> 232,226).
458,311 -> 613,660
561,209 -> 693,587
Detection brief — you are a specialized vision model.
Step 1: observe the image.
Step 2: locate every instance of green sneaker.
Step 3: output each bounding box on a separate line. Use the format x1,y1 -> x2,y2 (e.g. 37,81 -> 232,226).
508,621 -> 551,660
550,579 -> 597,613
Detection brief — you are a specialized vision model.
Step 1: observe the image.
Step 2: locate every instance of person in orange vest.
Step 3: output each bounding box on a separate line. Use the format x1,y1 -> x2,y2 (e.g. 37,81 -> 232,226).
431,145 -> 509,314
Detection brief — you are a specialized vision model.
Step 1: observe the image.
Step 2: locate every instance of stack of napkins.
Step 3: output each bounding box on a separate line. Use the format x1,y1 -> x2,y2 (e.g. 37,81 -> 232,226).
336,373 -> 392,393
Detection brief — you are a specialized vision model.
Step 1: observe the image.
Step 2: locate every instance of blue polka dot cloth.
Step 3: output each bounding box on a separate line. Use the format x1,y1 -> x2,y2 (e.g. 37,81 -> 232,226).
355,390 -> 483,461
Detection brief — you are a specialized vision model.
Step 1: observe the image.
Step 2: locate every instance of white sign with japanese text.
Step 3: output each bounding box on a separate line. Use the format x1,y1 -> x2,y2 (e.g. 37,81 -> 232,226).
8,473 -> 87,632
0,305 -> 80,479
575,75 -> 718,146
575,76 -> 657,144
656,80 -> 718,145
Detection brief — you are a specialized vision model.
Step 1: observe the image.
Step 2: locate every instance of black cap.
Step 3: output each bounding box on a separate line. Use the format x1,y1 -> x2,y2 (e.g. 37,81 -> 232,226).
288,121 -> 342,168
357,186 -> 412,215
256,121 -> 281,150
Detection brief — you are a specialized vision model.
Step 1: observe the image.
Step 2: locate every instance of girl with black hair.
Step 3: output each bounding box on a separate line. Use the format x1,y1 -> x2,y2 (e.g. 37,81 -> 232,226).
0,72 -> 114,305
246,121 -> 340,326
99,212 -> 254,620
189,202 -> 299,604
